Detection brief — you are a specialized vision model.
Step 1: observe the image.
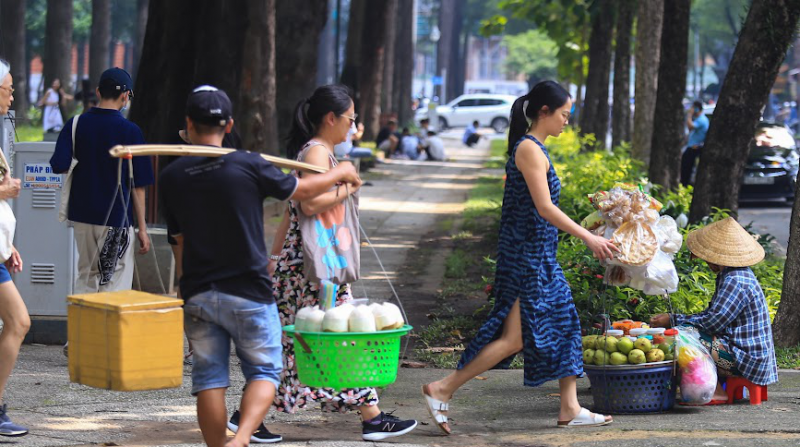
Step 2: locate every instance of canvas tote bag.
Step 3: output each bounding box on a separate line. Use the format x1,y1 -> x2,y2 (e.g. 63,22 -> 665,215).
58,115 -> 79,222
296,141 -> 360,285
0,148 -> 17,262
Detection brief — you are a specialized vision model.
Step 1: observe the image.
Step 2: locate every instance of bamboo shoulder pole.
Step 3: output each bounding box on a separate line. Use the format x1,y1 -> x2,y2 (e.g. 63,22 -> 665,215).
108,144 -> 329,173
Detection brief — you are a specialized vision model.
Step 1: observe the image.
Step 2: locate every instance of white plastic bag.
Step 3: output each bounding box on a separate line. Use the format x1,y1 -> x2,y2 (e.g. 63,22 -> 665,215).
643,250 -> 679,295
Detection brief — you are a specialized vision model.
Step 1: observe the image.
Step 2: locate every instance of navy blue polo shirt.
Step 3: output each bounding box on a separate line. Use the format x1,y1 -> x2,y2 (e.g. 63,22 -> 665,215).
50,107 -> 154,227
159,150 -> 298,303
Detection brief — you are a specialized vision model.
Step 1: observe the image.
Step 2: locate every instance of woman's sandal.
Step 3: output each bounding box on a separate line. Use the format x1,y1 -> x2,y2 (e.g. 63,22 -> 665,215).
422,384 -> 451,435
557,407 -> 613,428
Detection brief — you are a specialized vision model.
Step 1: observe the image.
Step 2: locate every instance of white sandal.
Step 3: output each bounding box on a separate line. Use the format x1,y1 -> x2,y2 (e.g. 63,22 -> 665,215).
557,407 -> 612,428
422,384 -> 451,434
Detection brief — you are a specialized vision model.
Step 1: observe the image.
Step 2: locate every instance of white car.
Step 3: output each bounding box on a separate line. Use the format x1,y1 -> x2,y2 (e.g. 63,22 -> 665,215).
415,94 -> 516,133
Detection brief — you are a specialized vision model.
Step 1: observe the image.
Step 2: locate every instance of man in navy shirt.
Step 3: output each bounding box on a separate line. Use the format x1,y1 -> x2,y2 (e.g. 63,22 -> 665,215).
50,67 -> 154,294
160,86 -> 361,447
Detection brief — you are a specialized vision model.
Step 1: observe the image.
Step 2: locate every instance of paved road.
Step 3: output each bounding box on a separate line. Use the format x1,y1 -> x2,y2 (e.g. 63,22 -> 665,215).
739,202 -> 791,256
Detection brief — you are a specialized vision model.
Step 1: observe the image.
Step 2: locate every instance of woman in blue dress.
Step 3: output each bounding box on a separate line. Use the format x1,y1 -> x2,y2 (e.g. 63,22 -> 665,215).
422,81 -> 619,432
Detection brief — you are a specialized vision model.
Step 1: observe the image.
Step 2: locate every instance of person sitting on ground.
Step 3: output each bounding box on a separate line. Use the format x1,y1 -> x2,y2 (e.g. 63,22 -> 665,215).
417,118 -> 431,155
463,120 -> 482,147
399,127 -> 422,160
650,217 -> 778,404
376,119 -> 400,157
425,130 -> 446,161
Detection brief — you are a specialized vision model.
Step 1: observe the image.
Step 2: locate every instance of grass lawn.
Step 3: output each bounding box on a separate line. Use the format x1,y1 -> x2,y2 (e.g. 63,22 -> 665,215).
11,123 -> 44,142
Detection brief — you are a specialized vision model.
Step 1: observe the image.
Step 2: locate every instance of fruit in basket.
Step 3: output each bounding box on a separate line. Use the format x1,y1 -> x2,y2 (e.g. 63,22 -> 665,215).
582,335 -> 598,350
664,352 -> 674,361
646,348 -> 665,363
634,337 -> 652,353
593,350 -> 609,365
658,343 -> 672,353
349,305 -> 377,332
601,336 -> 619,353
322,304 -> 354,332
617,337 -> 634,355
628,349 -> 646,364
609,352 -> 628,365
583,349 -> 595,364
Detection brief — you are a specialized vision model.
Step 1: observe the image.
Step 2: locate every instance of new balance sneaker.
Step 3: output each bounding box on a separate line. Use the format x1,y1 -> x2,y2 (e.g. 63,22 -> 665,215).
361,412 -> 418,441
0,404 -> 28,437
227,410 -> 282,443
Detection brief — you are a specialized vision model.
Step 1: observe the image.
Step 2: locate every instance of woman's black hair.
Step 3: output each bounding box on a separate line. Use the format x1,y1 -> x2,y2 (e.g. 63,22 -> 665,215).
507,80 -> 571,155
286,84 -> 353,159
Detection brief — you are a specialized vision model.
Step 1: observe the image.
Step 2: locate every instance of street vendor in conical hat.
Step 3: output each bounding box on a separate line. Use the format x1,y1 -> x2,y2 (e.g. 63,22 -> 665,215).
650,217 -> 778,404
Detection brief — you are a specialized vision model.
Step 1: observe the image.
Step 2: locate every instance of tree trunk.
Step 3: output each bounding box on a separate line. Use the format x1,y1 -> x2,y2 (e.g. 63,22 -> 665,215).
89,0 -> 111,89
446,0 -> 465,102
647,0 -> 690,190
381,0 -> 398,115
776,179 -> 800,347
339,0 -> 365,109
632,0 -> 663,164
393,0 -> 415,127
44,0 -> 74,94
131,0 -> 149,80
0,0 -> 28,119
580,3 -> 615,150
611,0 -> 634,149
436,0 -> 455,103
358,1 -> 391,141
237,0 -> 277,154
690,0 -> 800,225
275,0 -> 328,152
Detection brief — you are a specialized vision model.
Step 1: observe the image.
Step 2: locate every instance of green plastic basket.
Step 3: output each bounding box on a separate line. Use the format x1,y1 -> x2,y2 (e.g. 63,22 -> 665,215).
283,324 -> 412,389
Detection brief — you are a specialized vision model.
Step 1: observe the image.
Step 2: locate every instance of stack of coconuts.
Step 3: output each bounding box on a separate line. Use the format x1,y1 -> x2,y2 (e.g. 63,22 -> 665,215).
294,302 -> 405,333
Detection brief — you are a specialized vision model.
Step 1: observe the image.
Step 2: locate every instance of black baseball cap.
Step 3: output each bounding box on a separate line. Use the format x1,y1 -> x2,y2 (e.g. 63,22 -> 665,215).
186,85 -> 232,127
99,67 -> 134,97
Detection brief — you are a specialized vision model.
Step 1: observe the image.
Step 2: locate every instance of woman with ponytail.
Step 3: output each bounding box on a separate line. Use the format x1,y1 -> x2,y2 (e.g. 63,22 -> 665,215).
250,84 -> 417,442
423,80 -> 619,432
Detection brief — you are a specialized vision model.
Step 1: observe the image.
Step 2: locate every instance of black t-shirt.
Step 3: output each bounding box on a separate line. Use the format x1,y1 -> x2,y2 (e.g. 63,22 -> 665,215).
160,150 -> 298,303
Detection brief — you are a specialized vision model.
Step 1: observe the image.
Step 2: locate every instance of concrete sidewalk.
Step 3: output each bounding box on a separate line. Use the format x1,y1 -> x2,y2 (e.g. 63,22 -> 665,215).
6,136 -> 800,447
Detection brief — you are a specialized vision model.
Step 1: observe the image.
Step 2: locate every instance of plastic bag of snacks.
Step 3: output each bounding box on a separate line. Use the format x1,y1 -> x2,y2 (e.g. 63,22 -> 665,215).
584,184 -> 680,295
675,327 -> 717,405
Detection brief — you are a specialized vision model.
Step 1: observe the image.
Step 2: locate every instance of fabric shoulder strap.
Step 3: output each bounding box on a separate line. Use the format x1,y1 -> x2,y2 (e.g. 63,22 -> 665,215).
71,115 -> 79,160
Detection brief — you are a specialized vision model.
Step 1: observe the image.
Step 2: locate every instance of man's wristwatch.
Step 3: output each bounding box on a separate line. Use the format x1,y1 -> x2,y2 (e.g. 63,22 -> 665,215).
269,254 -> 281,261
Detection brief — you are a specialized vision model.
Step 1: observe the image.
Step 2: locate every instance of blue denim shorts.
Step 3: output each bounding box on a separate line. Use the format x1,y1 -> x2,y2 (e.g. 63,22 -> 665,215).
183,290 -> 282,396
0,264 -> 11,284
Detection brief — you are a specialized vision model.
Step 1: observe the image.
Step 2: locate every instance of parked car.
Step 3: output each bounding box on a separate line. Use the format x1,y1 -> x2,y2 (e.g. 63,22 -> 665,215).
414,94 -> 516,133
740,122 -> 799,203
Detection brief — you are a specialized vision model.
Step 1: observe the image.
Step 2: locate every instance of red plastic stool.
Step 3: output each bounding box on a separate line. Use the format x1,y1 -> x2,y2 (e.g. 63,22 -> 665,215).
725,376 -> 768,405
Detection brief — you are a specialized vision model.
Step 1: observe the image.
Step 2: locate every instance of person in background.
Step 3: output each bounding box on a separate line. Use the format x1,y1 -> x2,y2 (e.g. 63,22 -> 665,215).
39,78 -> 72,133
0,58 -> 30,438
650,217 -> 778,404
399,127 -> 422,160
463,120 -> 482,147
680,100 -> 709,187
425,130 -> 446,161
50,68 -> 153,296
376,119 -> 401,157
422,81 -> 617,433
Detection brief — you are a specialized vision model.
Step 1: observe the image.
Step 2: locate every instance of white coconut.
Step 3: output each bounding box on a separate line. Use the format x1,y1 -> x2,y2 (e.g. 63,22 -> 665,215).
348,305 -> 377,332
306,306 -> 325,332
382,303 -> 405,329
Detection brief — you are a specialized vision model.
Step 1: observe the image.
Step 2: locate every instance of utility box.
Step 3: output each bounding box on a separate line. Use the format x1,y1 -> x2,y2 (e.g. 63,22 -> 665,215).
11,141 -> 76,344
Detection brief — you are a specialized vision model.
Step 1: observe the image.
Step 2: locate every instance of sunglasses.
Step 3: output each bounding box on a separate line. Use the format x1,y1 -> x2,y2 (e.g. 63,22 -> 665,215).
341,113 -> 358,124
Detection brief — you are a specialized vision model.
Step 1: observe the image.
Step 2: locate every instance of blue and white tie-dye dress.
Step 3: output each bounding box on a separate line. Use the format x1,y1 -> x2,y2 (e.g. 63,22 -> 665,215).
457,134 -> 583,387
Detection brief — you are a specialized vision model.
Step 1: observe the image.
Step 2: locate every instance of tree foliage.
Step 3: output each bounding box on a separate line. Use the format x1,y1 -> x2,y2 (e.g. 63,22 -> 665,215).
501,29 -> 557,86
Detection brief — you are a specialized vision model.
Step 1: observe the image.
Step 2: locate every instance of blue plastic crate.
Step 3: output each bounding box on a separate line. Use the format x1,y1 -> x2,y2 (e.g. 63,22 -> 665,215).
584,361 -> 676,414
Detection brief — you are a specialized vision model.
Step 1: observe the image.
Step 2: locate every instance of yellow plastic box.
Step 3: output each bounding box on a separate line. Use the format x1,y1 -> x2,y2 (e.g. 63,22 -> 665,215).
67,290 -> 184,391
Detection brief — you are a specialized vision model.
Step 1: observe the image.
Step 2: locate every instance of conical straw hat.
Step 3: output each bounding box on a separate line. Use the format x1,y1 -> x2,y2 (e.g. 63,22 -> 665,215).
686,217 -> 765,267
